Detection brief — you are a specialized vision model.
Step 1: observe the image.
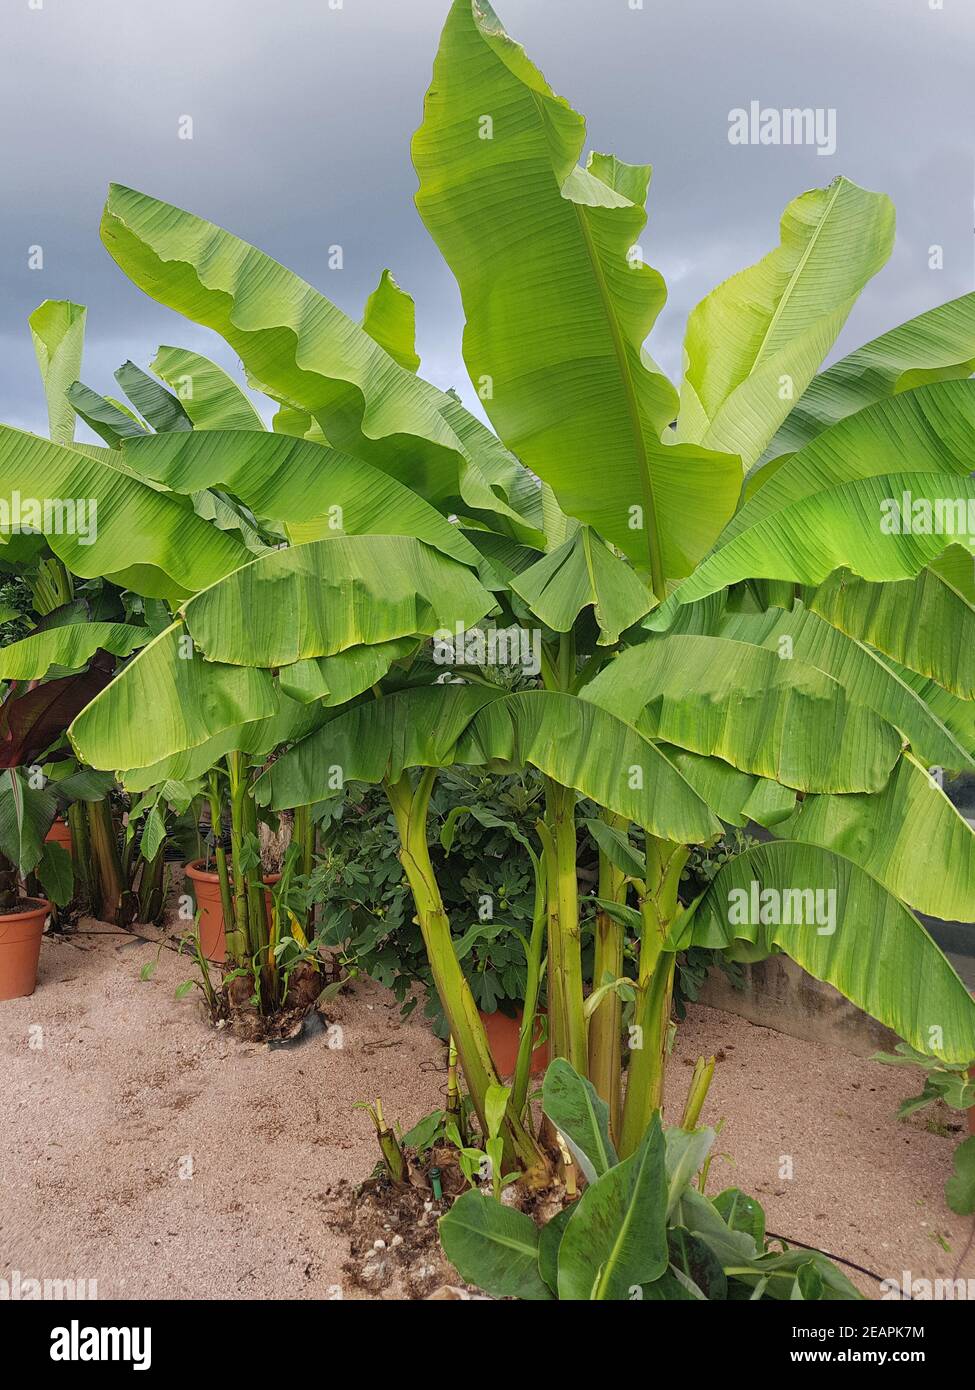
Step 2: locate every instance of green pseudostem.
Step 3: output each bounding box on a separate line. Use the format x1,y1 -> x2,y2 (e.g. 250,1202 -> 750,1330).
385,769 -> 547,1179
619,839 -> 689,1157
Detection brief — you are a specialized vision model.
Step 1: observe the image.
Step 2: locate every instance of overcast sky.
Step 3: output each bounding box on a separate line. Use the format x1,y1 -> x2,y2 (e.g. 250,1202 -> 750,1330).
1,0 -> 972,440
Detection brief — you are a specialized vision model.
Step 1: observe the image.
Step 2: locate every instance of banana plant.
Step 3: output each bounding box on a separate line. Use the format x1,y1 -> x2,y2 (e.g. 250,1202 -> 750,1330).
25,0 -> 975,1198
403,0 -> 975,1151
250,0 -> 975,1172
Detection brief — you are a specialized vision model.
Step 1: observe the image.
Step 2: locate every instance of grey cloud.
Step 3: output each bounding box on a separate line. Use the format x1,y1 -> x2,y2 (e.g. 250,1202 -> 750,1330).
1,0 -> 971,436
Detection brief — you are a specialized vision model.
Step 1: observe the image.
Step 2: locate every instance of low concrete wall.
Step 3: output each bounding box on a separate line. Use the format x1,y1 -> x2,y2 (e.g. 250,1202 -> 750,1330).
698,954 -> 900,1057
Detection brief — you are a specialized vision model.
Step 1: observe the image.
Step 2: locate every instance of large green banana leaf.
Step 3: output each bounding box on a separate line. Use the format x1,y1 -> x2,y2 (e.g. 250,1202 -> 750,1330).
808,567 -> 975,699
510,528 -> 655,645
0,623 -> 149,679
152,346 -> 266,430
669,740 -> 975,922
457,690 -> 722,841
256,685 -> 503,807
676,743 -> 975,927
929,544 -> 975,604
676,177 -> 894,467
277,638 -> 419,706
762,293 -> 975,461
119,692 -> 334,793
581,634 -> 901,792
99,184 -> 541,543
722,380 -> 975,546
69,622 -> 278,772
412,0 -> 741,588
684,840 -> 975,1064
258,685 -> 721,844
878,653 -> 975,761
180,534 -> 495,667
778,753 -> 975,923
118,430 -> 486,570
670,471 -> 975,606
0,426 -> 252,599
659,745 -> 799,831
29,299 -> 87,446
714,601 -> 973,771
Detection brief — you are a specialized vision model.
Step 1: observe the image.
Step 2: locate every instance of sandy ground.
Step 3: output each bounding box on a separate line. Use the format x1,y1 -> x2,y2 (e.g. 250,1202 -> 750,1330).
1,920 -> 972,1301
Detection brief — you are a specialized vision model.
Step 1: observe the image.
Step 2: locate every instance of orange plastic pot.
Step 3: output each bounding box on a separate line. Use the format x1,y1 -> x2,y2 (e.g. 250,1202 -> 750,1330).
184,860 -> 281,963
0,899 -> 51,1001
45,819 -> 74,857
478,1007 -> 549,1079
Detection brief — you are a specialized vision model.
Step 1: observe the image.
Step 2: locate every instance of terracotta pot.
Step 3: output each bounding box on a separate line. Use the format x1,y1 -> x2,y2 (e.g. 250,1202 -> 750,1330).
45,819 -> 74,857
0,899 -> 51,1002
479,1007 -> 549,1079
184,860 -> 281,964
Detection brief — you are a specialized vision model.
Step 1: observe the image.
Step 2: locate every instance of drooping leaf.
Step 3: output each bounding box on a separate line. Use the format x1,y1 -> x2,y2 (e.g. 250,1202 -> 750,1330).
582,634 -> 901,793
119,430 -> 487,571
660,746 -> 797,828
762,293 -> 975,461
456,690 -> 722,842
583,817 -> 647,880
715,601 -> 975,772
258,685 -> 721,844
119,690 -> 332,793
687,840 -> 975,1064
277,638 -> 419,707
255,685 -> 501,808
68,622 -> 278,772
181,535 -> 495,668
0,426 -> 252,600
808,566 -> 975,699
777,753 -> 975,924
0,623 -> 149,680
